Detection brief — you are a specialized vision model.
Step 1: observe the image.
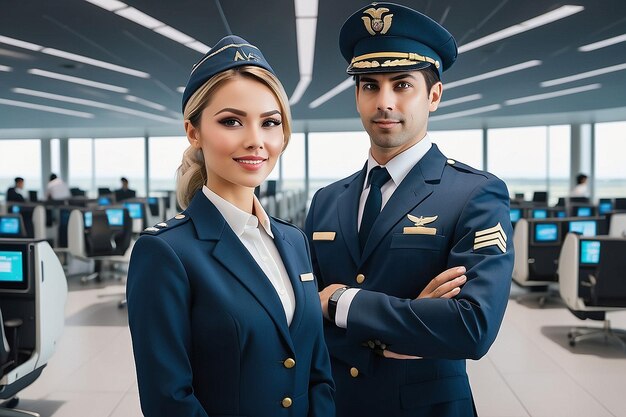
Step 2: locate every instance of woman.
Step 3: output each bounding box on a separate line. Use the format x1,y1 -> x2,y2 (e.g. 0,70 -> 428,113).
127,35 -> 335,417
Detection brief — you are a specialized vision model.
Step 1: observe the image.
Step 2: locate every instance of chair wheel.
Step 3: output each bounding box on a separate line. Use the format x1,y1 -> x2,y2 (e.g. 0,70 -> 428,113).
569,340 -> 576,347
4,397 -> 19,408
567,332 -> 573,338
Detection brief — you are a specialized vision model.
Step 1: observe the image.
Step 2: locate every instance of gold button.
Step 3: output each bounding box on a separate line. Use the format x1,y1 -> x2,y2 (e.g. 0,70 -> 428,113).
157,222 -> 167,227
350,367 -> 359,378
174,214 -> 186,219
283,358 -> 296,369
281,397 -> 293,408
356,274 -> 365,284
447,159 -> 455,165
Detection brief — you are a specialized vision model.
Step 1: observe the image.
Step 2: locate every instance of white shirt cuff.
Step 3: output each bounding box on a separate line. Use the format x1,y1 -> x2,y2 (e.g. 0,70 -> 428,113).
335,288 -> 360,328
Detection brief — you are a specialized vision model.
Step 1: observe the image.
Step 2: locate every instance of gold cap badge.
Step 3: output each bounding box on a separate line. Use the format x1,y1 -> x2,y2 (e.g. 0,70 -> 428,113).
362,7 -> 393,35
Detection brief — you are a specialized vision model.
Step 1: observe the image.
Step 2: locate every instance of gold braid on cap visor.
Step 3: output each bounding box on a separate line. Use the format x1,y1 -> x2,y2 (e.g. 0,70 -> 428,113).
351,51 -> 440,69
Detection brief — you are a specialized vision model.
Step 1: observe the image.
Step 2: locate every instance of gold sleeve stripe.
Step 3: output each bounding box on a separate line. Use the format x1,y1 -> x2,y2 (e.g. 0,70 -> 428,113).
475,222 -> 507,241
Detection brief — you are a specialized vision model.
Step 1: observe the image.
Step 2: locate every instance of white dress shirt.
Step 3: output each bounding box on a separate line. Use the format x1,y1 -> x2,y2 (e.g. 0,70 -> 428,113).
336,135 -> 433,328
45,178 -> 71,200
202,186 -> 295,325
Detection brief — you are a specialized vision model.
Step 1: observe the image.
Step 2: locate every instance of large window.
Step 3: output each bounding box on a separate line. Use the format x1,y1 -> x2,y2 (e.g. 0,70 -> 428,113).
50,138 -> 60,175
0,139 -> 42,196
547,125 -> 570,204
595,121 -> 626,199
308,131 -> 371,197
69,138 -> 94,197
94,137 -> 146,196
431,129 -> 483,169
280,133 -> 305,191
148,136 -> 189,193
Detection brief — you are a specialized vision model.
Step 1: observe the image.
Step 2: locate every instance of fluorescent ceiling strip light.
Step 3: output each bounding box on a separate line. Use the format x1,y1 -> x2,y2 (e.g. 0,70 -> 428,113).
505,83 -> 601,105
579,34 -> 626,52
114,7 -> 163,29
185,41 -> 210,54
295,0 -> 318,17
458,5 -> 584,53
289,75 -> 312,105
446,60 -> 542,89
13,88 -> 178,123
41,47 -> 150,78
0,98 -> 94,118
0,64 -> 12,72
0,35 -> 43,51
309,77 -> 354,109
176,86 -> 185,93
290,16 -> 317,105
124,95 -> 167,111
438,94 -> 482,108
154,26 -> 194,44
430,104 -> 502,121
540,62 -> 626,87
83,0 -> 126,12
27,68 -> 129,93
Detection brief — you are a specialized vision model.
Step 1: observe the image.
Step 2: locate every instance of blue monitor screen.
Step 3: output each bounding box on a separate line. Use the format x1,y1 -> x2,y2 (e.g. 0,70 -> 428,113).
148,197 -> 158,205
0,251 -> 23,282
11,205 -> 20,214
0,218 -> 20,235
510,209 -> 522,223
569,220 -> 597,237
98,197 -> 111,206
106,209 -> 124,226
556,210 -> 567,218
123,202 -> 143,219
599,202 -> 613,214
576,206 -> 592,217
84,212 -> 93,228
534,223 -> 558,242
580,240 -> 601,264
532,209 -> 548,219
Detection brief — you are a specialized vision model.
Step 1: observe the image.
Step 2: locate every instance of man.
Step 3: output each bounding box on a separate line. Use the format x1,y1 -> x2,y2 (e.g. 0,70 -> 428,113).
570,173 -> 590,198
6,177 -> 25,202
305,3 -> 514,416
45,173 -> 71,201
115,177 -> 136,201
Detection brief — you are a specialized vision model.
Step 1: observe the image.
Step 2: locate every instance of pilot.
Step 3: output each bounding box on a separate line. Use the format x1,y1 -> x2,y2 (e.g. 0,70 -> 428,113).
127,35 -> 334,417
114,177 -> 136,201
6,177 -> 25,202
305,3 -> 514,416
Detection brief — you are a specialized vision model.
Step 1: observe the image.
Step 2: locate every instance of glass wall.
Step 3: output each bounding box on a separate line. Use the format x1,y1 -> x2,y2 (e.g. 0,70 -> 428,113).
0,139 -> 42,196
547,125 -> 570,204
595,121 -> 626,199
308,131 -> 371,197
431,129 -> 484,169
281,133 -> 305,191
148,136 -> 189,194
68,138 -> 94,196
94,137 -> 146,196
50,138 -> 60,175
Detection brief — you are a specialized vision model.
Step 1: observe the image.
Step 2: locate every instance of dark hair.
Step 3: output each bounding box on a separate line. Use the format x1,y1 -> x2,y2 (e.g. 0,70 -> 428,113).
121,177 -> 128,183
49,173 -> 57,181
576,173 -> 588,184
14,177 -> 24,184
354,64 -> 441,93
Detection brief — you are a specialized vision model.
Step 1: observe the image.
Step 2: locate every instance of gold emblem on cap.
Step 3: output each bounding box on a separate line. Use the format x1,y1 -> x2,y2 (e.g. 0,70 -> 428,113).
362,7 -> 393,35
234,50 -> 259,62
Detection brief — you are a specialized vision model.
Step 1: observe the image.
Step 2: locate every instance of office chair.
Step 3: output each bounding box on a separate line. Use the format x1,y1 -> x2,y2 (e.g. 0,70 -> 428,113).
532,191 -> 548,204
0,239 -> 68,416
559,234 -> 626,350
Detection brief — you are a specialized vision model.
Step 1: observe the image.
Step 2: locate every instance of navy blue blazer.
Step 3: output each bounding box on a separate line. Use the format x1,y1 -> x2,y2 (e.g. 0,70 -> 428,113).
128,191 -> 335,417
305,144 -> 513,417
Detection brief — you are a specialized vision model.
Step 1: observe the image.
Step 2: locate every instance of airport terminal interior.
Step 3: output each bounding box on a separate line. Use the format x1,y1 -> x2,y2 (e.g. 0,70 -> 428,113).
1,0 -> 626,416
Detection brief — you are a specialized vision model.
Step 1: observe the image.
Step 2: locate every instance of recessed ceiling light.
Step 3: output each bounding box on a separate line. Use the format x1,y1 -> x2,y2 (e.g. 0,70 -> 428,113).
430,104 -> 502,122
27,68 -> 129,93
578,34 -> 626,52
0,98 -> 94,118
154,26 -> 194,44
0,64 -> 12,72
309,77 -> 354,109
540,63 -> 626,87
438,94 -> 483,108
505,83 -> 601,105
115,7 -> 163,29
446,60 -> 542,89
0,35 -> 43,51
124,95 -> 167,111
41,47 -> 150,78
83,0 -> 126,12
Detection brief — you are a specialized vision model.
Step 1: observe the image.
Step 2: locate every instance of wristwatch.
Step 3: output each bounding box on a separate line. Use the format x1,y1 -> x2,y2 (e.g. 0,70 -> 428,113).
328,286 -> 350,323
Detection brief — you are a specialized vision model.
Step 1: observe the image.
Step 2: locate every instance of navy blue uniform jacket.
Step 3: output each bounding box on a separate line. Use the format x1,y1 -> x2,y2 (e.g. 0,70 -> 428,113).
305,144 -> 513,417
128,191 -> 335,417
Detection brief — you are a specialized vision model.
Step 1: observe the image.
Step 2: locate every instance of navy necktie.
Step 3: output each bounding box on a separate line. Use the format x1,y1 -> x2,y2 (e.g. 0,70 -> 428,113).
359,166 -> 391,252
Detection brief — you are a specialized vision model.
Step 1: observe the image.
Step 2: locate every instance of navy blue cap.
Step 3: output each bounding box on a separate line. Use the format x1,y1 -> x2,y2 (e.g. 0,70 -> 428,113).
182,35 -> 275,112
339,2 -> 457,77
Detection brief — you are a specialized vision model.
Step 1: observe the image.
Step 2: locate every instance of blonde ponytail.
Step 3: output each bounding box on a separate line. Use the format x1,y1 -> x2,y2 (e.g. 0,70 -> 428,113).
176,145 -> 206,210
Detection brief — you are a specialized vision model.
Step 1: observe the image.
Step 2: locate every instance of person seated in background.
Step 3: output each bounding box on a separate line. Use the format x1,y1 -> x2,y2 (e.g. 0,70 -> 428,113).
114,177 -> 136,201
570,173 -> 590,198
45,173 -> 71,201
6,177 -> 25,202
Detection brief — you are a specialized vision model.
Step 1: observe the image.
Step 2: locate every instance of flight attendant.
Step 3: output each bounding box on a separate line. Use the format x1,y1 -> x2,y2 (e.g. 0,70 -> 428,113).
127,35 -> 334,417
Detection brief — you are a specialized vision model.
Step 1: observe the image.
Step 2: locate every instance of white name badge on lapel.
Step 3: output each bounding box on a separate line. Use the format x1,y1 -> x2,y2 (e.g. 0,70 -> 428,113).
300,273 -> 314,282
313,232 -> 336,241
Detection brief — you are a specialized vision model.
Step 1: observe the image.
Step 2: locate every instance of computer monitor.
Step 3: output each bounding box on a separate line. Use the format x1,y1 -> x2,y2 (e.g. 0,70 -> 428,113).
615,198 -> 626,210
10,205 -> 20,214
123,202 -> 143,219
28,190 -> 38,202
0,217 -> 21,236
569,220 -> 597,237
575,206 -> 593,217
105,208 -> 124,227
147,197 -> 159,217
532,191 -> 548,203
532,209 -> 548,219
533,223 -> 559,244
598,200 -> 613,214
510,208 -> 522,223
580,240 -> 601,265
0,246 -> 28,290
98,196 -> 111,206
98,187 -> 112,197
556,210 -> 567,218
83,211 -> 93,228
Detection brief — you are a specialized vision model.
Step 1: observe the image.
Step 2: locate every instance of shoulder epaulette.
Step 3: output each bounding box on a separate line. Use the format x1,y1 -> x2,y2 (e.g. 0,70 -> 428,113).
141,212 -> 190,236
444,158 -> 489,178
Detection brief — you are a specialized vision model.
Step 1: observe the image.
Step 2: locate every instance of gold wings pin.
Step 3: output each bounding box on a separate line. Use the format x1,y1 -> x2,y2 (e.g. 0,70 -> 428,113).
403,215 -> 438,235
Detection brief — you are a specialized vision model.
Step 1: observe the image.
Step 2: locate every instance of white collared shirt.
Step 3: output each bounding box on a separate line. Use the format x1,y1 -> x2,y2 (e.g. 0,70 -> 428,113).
336,134 -> 433,328
202,186 -> 295,325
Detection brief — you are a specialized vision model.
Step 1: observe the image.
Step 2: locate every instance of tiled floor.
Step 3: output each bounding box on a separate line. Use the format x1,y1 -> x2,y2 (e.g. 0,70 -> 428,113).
11,281 -> 626,417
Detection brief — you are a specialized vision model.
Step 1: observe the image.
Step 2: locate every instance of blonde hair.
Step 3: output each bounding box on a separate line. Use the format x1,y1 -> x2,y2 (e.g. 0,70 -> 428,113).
176,66 -> 292,209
